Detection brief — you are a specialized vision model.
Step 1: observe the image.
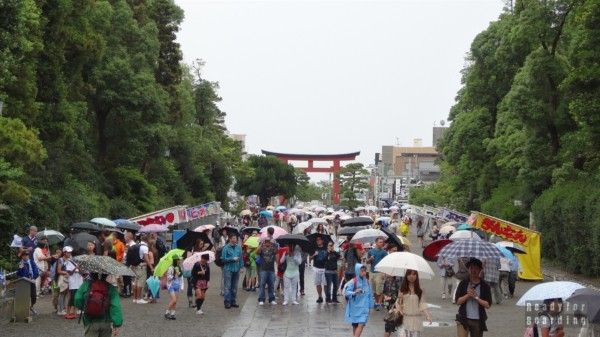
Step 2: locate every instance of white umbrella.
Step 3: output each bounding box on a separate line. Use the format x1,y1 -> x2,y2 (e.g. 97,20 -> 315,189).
443,221 -> 459,227
516,281 -> 585,306
401,204 -> 410,210
365,206 -> 378,212
139,224 -> 168,233
496,241 -> 526,254
310,218 -> 328,225
355,207 -> 365,211
36,229 -> 65,245
90,217 -> 117,228
375,252 -> 435,279
292,221 -> 314,234
240,210 -> 252,216
449,230 -> 481,240
389,205 -> 399,211
10,234 -> 22,248
350,228 -> 387,243
340,214 -> 352,221
194,224 -> 215,232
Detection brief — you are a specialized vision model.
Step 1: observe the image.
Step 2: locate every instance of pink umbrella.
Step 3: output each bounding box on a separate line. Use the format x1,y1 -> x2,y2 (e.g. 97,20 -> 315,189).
183,251 -> 216,271
138,224 -> 168,233
194,224 -> 215,232
259,225 -> 288,240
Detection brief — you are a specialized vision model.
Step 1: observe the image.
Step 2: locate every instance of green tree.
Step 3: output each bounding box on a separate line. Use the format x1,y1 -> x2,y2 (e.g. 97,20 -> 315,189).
234,155 -> 297,207
337,163 -> 369,209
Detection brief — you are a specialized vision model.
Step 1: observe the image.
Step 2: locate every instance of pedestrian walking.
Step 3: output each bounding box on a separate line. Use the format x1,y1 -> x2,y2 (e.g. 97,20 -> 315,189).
164,255 -> 182,320
382,272 -> 403,337
128,234 -> 151,304
395,269 -> 432,337
33,237 -> 51,296
343,242 -> 363,289
244,245 -> 258,291
298,250 -> 307,296
74,272 -> 123,337
64,249 -> 84,319
344,263 -> 374,337
186,238 -> 207,306
16,248 -> 39,316
280,244 -> 301,305
191,254 -> 211,315
366,237 -> 388,310
455,257 -> 492,337
312,236 -> 328,303
256,239 -> 277,305
324,241 -> 340,304
121,232 -> 135,298
438,256 -> 455,300
221,235 -> 242,309
416,220 -> 426,248
55,246 -> 72,316
482,258 -> 502,304
49,247 -> 63,313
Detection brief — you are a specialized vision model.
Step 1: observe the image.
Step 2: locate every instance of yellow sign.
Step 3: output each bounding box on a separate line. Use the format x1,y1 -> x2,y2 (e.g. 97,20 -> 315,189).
472,212 -> 542,280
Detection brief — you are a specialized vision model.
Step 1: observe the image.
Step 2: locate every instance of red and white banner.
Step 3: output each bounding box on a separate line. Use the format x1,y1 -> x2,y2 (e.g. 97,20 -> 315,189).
129,206 -> 187,227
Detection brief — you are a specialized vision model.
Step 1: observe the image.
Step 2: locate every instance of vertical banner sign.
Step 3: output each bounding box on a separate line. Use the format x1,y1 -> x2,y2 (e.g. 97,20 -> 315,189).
472,211 -> 542,280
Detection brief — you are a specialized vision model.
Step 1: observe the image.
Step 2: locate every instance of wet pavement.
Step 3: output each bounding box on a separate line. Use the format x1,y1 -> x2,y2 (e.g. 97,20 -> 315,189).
2,232 -> 589,336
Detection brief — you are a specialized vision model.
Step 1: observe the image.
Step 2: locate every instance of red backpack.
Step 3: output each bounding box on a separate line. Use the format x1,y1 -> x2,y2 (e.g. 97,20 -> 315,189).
85,280 -> 110,318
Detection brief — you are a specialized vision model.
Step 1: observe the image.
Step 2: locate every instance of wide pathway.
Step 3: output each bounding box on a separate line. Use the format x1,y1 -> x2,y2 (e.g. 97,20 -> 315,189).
2,232 -> 586,336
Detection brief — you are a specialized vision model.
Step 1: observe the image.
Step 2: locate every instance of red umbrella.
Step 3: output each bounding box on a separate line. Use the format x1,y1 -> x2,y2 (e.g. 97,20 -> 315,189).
422,239 -> 452,262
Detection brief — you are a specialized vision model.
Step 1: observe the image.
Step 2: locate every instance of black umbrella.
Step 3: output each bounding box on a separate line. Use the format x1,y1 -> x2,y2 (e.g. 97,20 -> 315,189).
306,233 -> 333,247
337,226 -> 368,237
380,227 -> 405,251
222,226 -> 240,237
71,222 -> 100,232
567,288 -> 600,323
276,234 -> 313,253
65,232 -> 101,256
176,230 -> 213,251
242,226 -> 261,235
341,216 -> 374,227
113,219 -> 141,232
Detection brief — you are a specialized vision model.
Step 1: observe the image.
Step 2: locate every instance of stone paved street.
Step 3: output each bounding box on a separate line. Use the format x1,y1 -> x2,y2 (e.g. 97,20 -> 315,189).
2,232 -> 587,336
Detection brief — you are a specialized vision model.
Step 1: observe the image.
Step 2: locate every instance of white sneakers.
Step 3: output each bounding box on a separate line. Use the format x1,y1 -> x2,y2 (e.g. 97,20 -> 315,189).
57,310 -> 66,316
282,301 -> 288,306
292,301 -> 300,305
258,301 -> 265,306
270,301 -> 277,305
196,310 -> 204,315
135,299 -> 148,304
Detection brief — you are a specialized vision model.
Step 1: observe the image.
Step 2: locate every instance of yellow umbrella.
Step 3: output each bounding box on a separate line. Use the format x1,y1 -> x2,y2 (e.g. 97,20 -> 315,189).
244,236 -> 260,249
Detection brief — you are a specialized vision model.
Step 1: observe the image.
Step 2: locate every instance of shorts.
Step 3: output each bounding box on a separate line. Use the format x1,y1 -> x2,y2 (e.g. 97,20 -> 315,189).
168,280 -> 181,293
370,272 -> 385,295
313,267 -> 326,286
132,264 -> 147,288
352,322 -> 366,328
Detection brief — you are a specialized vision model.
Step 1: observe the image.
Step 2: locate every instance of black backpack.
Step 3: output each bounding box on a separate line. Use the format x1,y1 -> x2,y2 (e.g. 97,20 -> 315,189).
125,244 -> 143,266
214,247 -> 224,267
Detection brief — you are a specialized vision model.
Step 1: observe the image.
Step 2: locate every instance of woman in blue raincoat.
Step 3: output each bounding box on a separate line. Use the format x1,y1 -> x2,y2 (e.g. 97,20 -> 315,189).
345,263 -> 374,337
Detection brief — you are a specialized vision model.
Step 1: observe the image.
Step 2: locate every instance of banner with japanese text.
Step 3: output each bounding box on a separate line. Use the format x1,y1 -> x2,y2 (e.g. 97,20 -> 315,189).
130,206 -> 187,227
185,202 -> 221,220
472,211 -> 542,280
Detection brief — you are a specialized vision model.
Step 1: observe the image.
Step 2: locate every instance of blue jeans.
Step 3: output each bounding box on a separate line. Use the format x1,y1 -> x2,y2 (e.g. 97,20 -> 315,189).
223,270 -> 239,305
325,272 -> 338,302
258,270 -> 275,302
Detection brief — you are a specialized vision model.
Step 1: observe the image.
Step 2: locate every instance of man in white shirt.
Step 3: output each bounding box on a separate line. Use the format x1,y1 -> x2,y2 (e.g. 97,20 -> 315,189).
132,234 -> 150,304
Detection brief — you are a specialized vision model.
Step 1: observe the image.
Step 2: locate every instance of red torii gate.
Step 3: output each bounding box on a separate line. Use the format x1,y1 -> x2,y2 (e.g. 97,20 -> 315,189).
262,150 -> 360,205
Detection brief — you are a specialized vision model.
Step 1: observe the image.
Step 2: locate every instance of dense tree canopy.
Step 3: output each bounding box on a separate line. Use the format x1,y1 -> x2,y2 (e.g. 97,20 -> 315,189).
427,0 -> 600,275
234,155 -> 297,207
0,0 -> 241,267
337,163 -> 370,210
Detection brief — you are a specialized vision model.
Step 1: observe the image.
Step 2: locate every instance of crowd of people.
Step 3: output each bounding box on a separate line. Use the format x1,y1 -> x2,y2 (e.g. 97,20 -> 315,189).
7,204 -> 584,337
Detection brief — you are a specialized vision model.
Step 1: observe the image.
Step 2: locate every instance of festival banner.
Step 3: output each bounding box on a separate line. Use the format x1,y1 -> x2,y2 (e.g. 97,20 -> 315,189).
130,206 -> 187,227
185,202 -> 221,220
440,208 -> 469,223
472,211 -> 542,280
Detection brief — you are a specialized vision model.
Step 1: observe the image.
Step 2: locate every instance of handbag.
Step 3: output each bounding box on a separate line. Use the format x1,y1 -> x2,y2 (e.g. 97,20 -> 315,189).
383,297 -> 403,326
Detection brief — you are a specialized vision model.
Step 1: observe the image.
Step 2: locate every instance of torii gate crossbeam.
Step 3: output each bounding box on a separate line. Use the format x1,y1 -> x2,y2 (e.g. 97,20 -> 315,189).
262,150 -> 360,205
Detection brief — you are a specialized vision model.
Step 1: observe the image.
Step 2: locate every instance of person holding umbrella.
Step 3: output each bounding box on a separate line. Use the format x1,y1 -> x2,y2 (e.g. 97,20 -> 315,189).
394,269 -> 432,337
74,272 -> 123,337
279,244 -> 302,305
191,254 -> 211,315
455,258 -> 492,337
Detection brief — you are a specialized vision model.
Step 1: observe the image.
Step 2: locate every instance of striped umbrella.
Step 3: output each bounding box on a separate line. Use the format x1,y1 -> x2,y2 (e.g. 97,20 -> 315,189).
438,238 -> 503,261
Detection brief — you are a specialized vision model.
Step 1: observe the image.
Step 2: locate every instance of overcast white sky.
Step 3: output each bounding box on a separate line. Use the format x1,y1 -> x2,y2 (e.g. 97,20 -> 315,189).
175,0 -> 504,179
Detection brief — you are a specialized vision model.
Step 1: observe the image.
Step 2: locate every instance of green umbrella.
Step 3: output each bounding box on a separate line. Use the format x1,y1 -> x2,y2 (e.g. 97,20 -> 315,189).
243,236 -> 260,249
153,248 -> 185,277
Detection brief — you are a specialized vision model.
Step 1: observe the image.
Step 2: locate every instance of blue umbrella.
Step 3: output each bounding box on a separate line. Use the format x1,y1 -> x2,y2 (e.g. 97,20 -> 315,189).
276,206 -> 287,211
259,210 -> 273,218
146,276 -> 160,297
495,243 -> 517,263
457,223 -> 473,231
